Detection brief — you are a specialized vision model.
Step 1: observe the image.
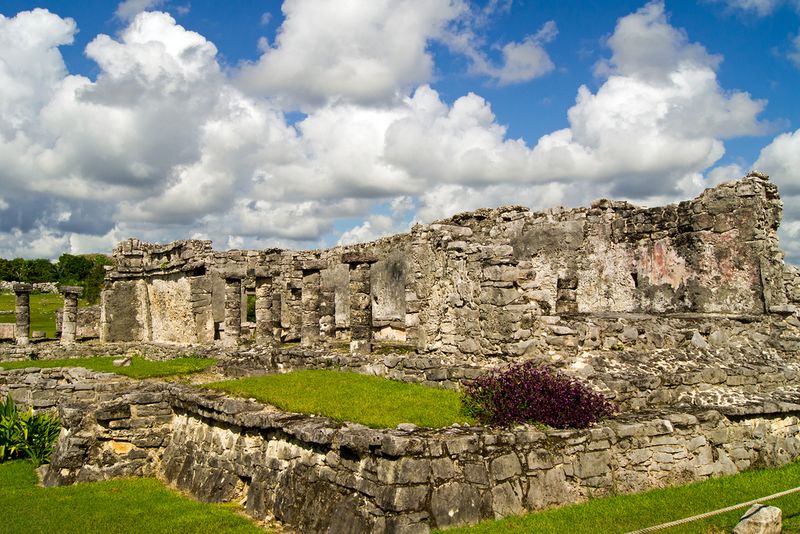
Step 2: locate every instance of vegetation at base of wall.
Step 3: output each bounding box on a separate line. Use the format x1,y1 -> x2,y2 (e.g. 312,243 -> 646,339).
206,370 -> 475,429
0,395 -> 61,466
440,460 -> 800,534
0,460 -> 265,534
246,294 -> 256,322
0,253 -> 111,304
461,361 -> 616,429
0,356 -> 217,379
0,292 -> 89,338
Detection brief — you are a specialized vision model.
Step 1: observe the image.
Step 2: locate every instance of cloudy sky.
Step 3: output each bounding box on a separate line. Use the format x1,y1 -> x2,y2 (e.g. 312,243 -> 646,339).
1,0 -> 799,263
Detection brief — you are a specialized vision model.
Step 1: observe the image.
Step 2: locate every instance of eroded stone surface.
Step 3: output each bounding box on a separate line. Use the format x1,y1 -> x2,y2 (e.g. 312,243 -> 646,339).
3,368 -> 799,533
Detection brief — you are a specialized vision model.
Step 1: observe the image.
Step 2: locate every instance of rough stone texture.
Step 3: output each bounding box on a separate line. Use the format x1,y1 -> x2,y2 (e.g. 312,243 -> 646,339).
223,278 -> 242,348
3,368 -> 796,534
349,262 -> 374,354
97,175 -> 796,358
733,505 -> 782,534
301,267 -> 321,346
59,286 -> 82,346
0,323 -> 14,340
14,283 -> 31,346
0,281 -> 59,293
56,305 -> 101,339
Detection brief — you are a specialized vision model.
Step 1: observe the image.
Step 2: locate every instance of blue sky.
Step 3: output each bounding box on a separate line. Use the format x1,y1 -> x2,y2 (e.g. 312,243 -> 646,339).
1,0 -> 799,262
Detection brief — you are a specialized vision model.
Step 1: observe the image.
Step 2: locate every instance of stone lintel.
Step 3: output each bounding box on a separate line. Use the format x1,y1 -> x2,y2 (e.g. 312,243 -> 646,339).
342,251 -> 378,265
249,266 -> 277,279
216,267 -> 246,281
301,259 -> 327,273
60,285 -> 84,296
12,282 -> 32,293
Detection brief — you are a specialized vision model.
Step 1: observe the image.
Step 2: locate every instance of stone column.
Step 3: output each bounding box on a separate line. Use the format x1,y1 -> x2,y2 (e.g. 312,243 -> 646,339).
271,292 -> 282,343
319,289 -> 336,340
13,283 -> 32,346
223,276 -> 242,348
343,252 -> 378,354
60,285 -> 83,346
254,276 -> 273,344
301,261 -> 325,346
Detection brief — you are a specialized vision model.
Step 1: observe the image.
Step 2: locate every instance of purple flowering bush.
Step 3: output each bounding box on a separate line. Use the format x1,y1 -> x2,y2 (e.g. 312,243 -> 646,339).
461,361 -> 616,429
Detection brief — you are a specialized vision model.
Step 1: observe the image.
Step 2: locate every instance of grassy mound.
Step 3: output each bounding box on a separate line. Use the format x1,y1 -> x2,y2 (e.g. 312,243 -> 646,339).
206,369 -> 474,429
0,356 -> 216,379
0,460 -> 263,534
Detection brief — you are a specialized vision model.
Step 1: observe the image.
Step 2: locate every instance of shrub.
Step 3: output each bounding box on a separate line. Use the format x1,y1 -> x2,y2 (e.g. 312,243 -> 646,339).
0,395 -> 61,466
461,361 -> 616,429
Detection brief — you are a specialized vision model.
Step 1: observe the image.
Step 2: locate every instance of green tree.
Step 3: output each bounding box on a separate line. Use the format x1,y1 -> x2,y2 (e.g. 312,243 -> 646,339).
25,259 -> 57,282
83,254 -> 111,304
0,259 -> 12,281
55,254 -> 94,284
8,259 -> 27,282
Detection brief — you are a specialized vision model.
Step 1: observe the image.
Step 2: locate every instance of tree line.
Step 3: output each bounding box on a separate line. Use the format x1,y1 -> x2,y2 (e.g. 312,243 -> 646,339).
0,254 -> 111,303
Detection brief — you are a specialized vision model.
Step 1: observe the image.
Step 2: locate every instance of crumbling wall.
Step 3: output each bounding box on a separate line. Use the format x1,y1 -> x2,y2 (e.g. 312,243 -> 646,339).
56,305 -> 101,339
101,174 -> 793,355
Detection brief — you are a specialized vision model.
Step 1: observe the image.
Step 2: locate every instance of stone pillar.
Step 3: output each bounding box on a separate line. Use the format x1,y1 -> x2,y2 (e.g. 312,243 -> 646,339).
254,276 -> 273,344
223,276 -> 242,348
319,289 -> 336,340
271,292 -> 282,342
343,252 -> 378,354
13,283 -> 32,346
301,261 -> 325,346
60,285 -> 83,346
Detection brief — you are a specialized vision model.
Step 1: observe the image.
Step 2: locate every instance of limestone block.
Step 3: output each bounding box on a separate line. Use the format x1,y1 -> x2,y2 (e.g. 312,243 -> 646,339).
0,323 -> 14,340
733,505 -> 782,534
490,453 -> 522,482
691,331 -> 710,350
430,482 -> 483,528
575,450 -> 611,479
491,480 -> 525,518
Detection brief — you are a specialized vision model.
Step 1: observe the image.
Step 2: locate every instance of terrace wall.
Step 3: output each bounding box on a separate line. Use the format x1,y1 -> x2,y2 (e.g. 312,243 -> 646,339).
3,368 -> 799,533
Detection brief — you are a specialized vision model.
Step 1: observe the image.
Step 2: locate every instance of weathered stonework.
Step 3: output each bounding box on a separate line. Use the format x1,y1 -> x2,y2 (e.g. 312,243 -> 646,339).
56,304 -> 101,340
3,173 -> 800,532
2,369 -> 798,533
13,283 -> 32,346
95,174 -> 795,357
59,286 -> 83,346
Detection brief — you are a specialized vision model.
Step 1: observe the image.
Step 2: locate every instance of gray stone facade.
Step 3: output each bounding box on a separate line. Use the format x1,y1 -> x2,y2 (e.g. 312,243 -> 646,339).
97,174 -> 795,356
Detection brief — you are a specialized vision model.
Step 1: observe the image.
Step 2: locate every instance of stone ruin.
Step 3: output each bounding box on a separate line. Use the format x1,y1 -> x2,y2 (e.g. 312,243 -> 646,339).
2,172 -> 800,533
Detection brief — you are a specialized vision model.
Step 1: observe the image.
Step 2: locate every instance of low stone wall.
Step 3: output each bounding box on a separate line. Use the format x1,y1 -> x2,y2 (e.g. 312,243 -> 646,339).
4,367 -> 798,533
0,340 -> 214,363
0,281 -> 59,293
56,305 -> 102,339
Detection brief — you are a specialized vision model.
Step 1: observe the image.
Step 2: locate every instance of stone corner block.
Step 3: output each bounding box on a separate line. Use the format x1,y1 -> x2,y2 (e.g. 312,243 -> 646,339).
60,285 -> 84,296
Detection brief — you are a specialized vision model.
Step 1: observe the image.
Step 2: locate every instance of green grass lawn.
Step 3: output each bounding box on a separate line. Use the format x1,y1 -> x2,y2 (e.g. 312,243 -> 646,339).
442,460 -> 800,534
0,460 -> 264,534
206,369 -> 474,429
0,291 -> 90,338
0,356 -> 216,379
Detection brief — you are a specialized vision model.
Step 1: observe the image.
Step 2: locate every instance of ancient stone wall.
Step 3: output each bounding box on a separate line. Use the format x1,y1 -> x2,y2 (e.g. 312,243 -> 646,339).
100,174 -> 796,356
56,305 -> 101,339
4,368 -> 796,533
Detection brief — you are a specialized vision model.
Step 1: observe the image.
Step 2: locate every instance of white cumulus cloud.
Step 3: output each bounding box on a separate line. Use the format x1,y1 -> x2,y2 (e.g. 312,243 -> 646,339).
115,0 -> 165,21
0,2 -> 790,262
